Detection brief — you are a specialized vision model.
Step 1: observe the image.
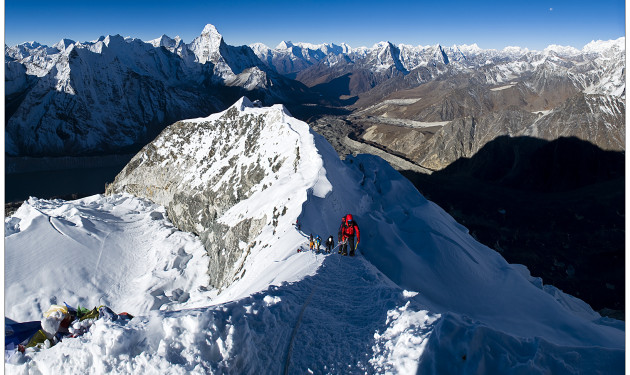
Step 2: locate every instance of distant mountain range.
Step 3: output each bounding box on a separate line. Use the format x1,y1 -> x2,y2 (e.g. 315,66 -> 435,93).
5,25 -> 309,156
5,24 -> 625,160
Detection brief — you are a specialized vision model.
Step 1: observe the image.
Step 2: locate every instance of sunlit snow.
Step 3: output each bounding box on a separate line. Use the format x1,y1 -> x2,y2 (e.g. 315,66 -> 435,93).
4,99 -> 624,374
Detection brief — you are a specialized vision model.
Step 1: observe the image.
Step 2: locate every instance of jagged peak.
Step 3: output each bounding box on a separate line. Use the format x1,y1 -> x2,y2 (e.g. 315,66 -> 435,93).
250,42 -> 269,49
454,43 -> 482,53
372,41 -> 393,49
339,42 -> 352,53
54,38 -> 75,50
17,41 -> 43,49
201,24 -> 221,37
188,24 -> 225,64
276,41 -> 294,50
149,34 -> 173,45
149,34 -> 184,49
249,43 -> 271,55
101,34 -> 126,47
196,23 -> 224,47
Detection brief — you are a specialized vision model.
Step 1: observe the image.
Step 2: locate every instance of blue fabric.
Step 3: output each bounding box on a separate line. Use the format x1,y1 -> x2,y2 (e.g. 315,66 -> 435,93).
5,318 -> 41,346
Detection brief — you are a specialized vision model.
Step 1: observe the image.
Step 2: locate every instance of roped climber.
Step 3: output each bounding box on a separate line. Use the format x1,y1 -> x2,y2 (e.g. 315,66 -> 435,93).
338,214 -> 360,256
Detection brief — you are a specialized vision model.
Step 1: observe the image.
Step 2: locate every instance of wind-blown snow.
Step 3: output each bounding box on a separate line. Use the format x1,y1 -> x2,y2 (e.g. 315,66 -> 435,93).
5,99 -> 624,374
5,194 -> 213,321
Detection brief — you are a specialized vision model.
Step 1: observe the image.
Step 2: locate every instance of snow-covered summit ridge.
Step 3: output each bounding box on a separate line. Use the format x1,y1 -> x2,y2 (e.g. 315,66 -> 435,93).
112,96 -> 625,349
5,97 -> 625,372
106,96 -> 330,290
7,23 -> 622,67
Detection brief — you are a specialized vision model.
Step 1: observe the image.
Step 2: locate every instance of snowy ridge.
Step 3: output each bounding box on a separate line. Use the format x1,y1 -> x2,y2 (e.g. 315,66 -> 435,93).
249,36 -> 624,71
250,36 -> 625,97
5,98 -> 624,373
105,97 -> 330,291
4,24 -> 296,156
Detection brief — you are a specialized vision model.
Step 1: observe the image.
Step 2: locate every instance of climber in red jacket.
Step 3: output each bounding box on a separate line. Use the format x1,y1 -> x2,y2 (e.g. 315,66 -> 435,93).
338,214 -> 360,256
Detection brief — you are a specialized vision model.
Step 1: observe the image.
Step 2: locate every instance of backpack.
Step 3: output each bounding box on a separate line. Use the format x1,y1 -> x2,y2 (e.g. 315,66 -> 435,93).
344,221 -> 356,236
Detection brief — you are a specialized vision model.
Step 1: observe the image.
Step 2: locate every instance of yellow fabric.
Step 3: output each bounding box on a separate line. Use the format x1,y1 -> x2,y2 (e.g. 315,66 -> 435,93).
25,330 -> 49,348
43,305 -> 68,318
79,305 -> 104,321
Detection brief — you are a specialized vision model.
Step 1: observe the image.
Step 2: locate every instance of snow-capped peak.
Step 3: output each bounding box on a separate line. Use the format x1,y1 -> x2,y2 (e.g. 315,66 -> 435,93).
371,41 -> 391,49
149,34 -> 176,48
101,34 -> 126,48
54,38 -> 75,51
502,45 -> 530,54
275,40 -> 294,50
544,44 -> 580,56
249,42 -> 270,54
455,43 -> 482,54
582,37 -> 625,53
201,23 -> 222,40
188,24 -> 225,64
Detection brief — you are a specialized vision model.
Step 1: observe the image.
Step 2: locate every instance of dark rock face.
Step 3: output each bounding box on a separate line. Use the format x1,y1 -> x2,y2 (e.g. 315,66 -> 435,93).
106,99 -> 302,289
401,136 -> 625,317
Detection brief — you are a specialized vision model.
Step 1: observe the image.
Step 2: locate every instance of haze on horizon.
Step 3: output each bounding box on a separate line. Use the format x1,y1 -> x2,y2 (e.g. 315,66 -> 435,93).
4,0 -> 625,51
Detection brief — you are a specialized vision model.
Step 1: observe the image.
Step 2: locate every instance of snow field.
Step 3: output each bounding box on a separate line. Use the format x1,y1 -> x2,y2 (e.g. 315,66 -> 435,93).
5,193 -> 213,322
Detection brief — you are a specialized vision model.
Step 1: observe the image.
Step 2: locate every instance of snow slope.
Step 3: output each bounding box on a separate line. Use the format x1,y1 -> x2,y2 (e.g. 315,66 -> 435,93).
4,99 -> 624,374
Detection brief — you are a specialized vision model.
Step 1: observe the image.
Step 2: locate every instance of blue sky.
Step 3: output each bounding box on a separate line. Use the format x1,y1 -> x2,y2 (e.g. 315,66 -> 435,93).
4,0 -> 625,50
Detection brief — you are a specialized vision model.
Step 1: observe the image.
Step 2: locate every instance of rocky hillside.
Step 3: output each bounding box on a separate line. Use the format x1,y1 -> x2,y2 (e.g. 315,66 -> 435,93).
407,93 -> 625,170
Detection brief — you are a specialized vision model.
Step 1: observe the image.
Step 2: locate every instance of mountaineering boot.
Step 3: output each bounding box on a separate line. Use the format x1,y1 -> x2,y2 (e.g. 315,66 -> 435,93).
350,250 -> 355,257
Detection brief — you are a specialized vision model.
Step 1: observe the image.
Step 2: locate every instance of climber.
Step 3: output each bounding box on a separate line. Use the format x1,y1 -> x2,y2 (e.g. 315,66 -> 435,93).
337,216 -> 346,254
315,235 -> 322,253
325,235 -> 334,254
309,234 -> 314,250
338,214 -> 360,256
